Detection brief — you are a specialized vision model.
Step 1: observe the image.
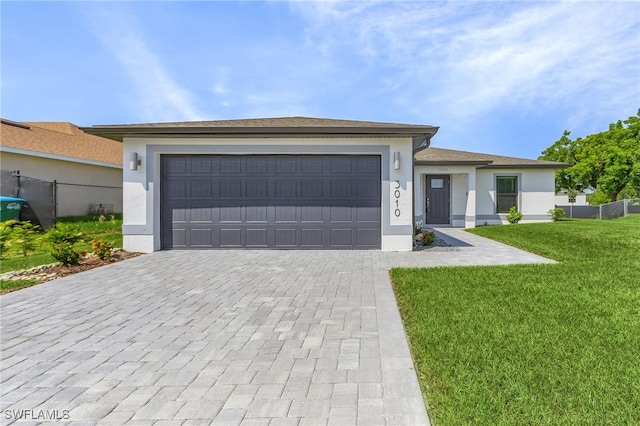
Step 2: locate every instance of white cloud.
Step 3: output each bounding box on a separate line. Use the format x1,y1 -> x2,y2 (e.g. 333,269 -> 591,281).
83,4 -> 207,122
292,1 -> 640,127
436,2 -> 639,117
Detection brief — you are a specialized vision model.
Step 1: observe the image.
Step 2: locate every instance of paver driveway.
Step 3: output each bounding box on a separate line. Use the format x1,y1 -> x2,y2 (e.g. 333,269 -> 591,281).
1,230 -> 553,425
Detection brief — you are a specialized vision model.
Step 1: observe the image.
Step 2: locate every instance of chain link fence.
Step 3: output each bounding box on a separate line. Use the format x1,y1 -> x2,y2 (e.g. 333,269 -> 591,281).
557,198 -> 640,220
1,170 -> 55,229
1,170 -> 122,229
54,182 -> 119,217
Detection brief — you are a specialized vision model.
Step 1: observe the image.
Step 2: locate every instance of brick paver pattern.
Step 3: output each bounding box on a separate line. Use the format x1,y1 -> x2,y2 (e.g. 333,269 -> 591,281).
0,229 -> 553,425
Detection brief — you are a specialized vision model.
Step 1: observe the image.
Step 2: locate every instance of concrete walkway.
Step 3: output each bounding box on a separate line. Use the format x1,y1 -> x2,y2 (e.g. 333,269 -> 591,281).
0,229 -> 553,425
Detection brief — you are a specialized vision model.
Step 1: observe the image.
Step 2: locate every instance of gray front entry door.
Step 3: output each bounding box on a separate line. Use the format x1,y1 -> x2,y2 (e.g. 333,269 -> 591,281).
161,155 -> 381,249
426,175 -> 450,225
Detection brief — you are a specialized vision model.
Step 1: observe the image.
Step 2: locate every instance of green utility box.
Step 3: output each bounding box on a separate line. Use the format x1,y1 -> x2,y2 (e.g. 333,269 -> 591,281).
0,196 -> 26,222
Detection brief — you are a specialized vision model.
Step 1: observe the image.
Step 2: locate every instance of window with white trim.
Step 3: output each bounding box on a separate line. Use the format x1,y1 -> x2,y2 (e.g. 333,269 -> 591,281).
496,176 -> 518,213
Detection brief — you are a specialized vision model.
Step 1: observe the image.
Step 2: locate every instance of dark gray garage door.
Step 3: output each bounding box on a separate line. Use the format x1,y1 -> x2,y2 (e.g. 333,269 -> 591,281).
161,155 -> 381,249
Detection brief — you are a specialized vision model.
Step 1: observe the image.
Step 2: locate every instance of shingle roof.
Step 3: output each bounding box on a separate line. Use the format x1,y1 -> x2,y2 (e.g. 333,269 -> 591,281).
83,116 -> 439,142
414,147 -> 568,168
1,119 -> 122,167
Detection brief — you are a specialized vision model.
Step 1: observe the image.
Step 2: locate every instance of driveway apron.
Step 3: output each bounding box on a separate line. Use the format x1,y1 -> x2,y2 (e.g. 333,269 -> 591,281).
0,229 -> 553,425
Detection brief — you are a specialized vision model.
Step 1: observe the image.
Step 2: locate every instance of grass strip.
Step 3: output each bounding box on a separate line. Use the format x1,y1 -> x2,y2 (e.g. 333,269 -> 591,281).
0,214 -> 122,274
1,278 -> 38,294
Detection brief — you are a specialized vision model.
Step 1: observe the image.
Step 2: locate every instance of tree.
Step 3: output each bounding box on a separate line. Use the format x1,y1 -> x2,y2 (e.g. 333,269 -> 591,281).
540,110 -> 640,202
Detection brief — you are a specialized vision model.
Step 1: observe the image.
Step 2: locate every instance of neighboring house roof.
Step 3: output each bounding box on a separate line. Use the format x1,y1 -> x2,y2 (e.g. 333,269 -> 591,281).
415,147 -> 569,168
83,116 -> 440,150
1,119 -> 122,168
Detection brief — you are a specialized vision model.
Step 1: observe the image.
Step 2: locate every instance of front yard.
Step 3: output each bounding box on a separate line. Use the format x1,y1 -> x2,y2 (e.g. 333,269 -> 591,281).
391,215 -> 640,425
0,214 -> 128,293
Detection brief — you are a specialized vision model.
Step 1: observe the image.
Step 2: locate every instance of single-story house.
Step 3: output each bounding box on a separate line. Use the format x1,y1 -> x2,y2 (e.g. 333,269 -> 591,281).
414,147 -> 567,227
1,119 -> 123,218
84,117 -> 566,253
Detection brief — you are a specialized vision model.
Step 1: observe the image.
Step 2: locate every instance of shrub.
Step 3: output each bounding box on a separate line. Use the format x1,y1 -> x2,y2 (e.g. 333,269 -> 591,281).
46,222 -> 85,245
9,221 -> 41,257
548,207 -> 566,221
50,243 -> 82,266
46,223 -> 85,265
415,230 -> 437,247
0,220 -> 17,258
507,206 -> 523,224
91,239 -> 114,261
421,230 -> 436,246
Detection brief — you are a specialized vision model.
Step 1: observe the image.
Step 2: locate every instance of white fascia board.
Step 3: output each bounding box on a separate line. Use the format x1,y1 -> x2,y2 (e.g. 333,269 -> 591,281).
1,146 -> 122,169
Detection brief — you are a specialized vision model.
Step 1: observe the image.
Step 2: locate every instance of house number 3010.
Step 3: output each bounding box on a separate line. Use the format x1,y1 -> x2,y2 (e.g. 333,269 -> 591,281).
394,181 -> 401,217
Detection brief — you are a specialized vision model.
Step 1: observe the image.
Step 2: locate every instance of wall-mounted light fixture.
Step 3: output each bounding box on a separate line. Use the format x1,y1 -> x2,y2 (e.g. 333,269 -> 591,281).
129,152 -> 141,171
393,151 -> 401,170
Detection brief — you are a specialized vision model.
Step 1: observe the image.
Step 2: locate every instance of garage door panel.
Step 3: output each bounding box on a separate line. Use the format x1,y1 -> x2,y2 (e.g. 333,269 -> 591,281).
190,180 -> 212,198
300,181 -> 323,198
167,206 -> 188,223
246,157 -> 268,173
246,229 -> 268,247
301,157 -> 323,174
301,229 -> 323,246
246,180 -> 268,197
356,206 -> 380,222
220,181 -> 242,198
358,228 -> 379,245
246,206 -> 268,222
220,229 -> 242,247
276,158 -> 297,174
331,157 -> 352,173
220,206 -> 242,222
356,157 -> 380,174
171,228 -> 187,247
275,206 -> 297,222
330,206 -> 353,222
357,180 -> 380,198
301,206 -> 323,222
275,229 -> 297,246
164,157 -> 187,174
190,229 -> 212,247
275,181 -> 297,198
220,158 -> 242,173
162,155 -> 380,249
165,180 -> 187,199
331,229 -> 353,246
191,157 -> 214,173
189,205 -> 214,223
330,180 -> 353,198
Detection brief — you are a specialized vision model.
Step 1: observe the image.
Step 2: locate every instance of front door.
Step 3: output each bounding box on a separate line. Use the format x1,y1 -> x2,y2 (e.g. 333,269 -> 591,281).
426,175 -> 450,225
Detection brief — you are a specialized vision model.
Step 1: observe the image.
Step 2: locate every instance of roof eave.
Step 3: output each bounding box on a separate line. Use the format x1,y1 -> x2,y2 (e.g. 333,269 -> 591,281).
1,146 -> 122,169
414,160 -> 493,166
82,125 -> 439,143
480,163 -> 570,169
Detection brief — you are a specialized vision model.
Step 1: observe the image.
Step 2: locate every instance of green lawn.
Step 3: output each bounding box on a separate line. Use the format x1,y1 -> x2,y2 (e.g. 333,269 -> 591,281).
391,216 -> 640,425
0,214 -> 122,275
0,278 -> 38,293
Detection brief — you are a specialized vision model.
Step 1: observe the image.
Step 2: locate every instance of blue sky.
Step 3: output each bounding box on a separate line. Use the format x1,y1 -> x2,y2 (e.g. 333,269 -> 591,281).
2,1 -> 639,159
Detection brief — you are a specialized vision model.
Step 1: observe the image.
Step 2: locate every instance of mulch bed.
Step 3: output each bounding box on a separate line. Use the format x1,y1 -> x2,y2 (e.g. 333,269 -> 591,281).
413,234 -> 460,251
